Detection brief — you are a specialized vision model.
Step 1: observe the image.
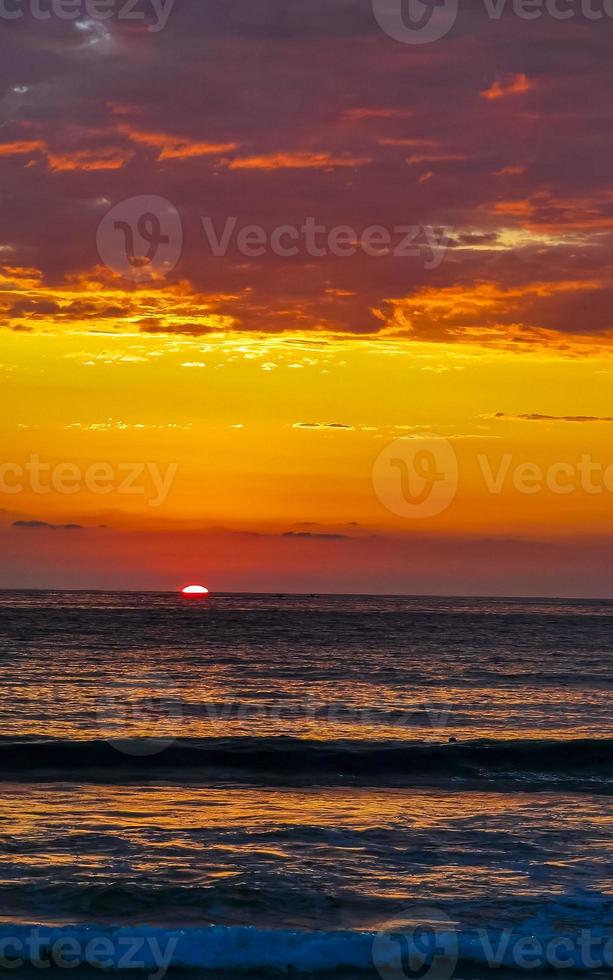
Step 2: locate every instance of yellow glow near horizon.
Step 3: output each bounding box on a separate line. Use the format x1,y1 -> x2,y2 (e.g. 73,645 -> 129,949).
3,325 -> 613,543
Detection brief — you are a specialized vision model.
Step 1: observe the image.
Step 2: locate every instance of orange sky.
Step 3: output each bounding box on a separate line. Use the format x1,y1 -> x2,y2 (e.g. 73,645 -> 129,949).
1,2 -> 613,593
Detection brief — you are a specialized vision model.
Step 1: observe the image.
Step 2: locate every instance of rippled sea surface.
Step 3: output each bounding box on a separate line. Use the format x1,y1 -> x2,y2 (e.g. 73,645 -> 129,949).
0,592 -> 611,976
1,591 -> 612,741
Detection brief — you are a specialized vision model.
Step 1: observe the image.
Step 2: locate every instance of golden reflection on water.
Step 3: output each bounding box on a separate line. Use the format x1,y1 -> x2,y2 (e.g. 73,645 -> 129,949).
3,671 -> 611,742
0,784 -> 610,929
1,783 -> 611,832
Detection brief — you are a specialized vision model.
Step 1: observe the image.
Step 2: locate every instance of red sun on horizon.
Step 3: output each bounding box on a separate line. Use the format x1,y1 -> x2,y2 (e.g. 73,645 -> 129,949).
181,585 -> 210,596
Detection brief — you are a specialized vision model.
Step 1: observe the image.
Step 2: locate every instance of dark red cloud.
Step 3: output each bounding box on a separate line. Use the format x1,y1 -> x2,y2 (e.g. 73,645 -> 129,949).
1,0 -> 613,344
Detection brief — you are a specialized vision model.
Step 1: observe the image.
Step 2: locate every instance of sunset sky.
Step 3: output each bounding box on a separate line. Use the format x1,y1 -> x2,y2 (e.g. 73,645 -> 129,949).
2,0 -> 613,595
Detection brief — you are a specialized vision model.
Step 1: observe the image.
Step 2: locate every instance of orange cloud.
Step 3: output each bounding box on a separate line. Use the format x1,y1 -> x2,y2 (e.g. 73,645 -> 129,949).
390,281 -> 603,332
0,262 -> 239,335
481,73 -> 532,100
228,152 -> 370,170
0,265 -> 44,289
379,138 -> 439,148
0,140 -> 45,157
46,148 -> 134,172
343,107 -> 413,120
380,279 -> 608,350
120,126 -> 238,160
407,152 -> 469,164
158,141 -> 237,161
491,198 -> 535,216
495,165 -> 526,177
488,190 -> 613,230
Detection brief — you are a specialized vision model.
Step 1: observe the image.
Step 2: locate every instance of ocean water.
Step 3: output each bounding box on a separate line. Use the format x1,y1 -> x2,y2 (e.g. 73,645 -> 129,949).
0,592 -> 611,977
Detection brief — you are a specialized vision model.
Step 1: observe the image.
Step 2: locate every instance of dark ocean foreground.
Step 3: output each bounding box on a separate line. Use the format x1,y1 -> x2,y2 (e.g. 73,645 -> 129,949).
0,592 -> 611,976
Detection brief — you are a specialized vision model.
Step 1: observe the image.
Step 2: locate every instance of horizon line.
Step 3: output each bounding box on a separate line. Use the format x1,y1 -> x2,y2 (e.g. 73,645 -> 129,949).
1,588 -> 612,602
